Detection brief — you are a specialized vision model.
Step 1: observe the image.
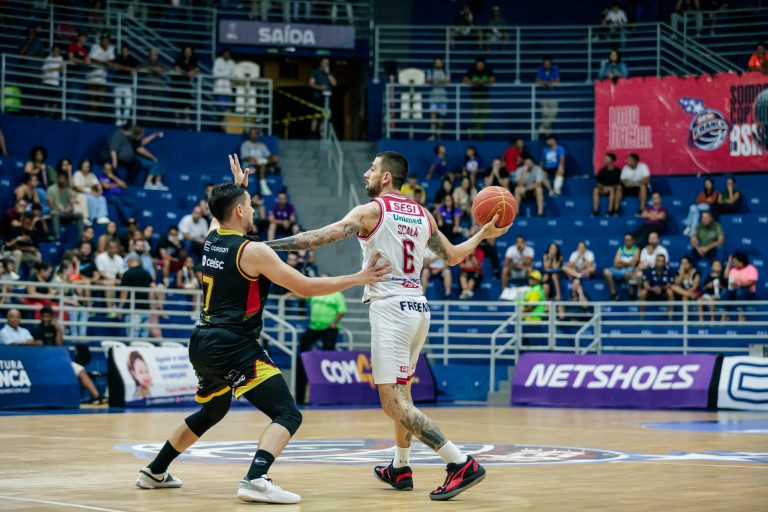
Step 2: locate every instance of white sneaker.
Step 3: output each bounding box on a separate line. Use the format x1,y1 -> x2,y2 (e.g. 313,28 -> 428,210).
83,218 -> 93,227
96,216 -> 110,225
237,477 -> 301,504
260,179 -> 273,196
135,467 -> 183,489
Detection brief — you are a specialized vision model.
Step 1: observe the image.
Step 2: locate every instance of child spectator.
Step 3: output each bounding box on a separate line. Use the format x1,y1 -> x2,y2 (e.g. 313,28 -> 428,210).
683,178 -> 718,236
592,152 -> 621,217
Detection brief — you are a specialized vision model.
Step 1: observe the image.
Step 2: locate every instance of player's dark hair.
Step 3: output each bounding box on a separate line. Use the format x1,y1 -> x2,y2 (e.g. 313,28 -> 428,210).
606,152 -> 617,161
208,183 -> 247,222
377,151 -> 408,189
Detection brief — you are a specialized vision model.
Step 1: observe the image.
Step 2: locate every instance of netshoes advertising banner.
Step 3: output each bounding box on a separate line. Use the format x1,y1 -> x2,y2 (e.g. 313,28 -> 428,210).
512,353 -> 717,409
302,351 -> 436,405
0,346 -> 80,409
594,72 -> 768,175
108,346 -> 199,408
717,356 -> 768,411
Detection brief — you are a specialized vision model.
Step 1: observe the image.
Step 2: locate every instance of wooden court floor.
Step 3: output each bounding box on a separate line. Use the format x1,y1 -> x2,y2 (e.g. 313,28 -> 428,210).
0,406 -> 766,511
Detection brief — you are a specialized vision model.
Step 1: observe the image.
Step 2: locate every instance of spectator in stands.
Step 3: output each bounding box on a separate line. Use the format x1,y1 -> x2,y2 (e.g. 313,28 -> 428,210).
24,261 -> 57,310
721,252 -> 759,320
24,145 -> 57,190
31,305 -> 102,403
683,178 -> 718,235
177,255 -> 200,292
0,130 -> 7,157
179,206 -> 209,260
1,198 -> 27,235
601,3 -> 628,47
140,48 -> 168,118
0,256 -> 20,296
542,241 -> 564,303
502,138 -> 528,185
4,212 -> 42,272
213,49 -> 236,111
502,236 -> 534,289
76,240 -> 98,306
118,218 -> 140,255
268,192 -> 299,241
604,232 -> 640,300
540,134 -> 566,197
698,259 -> 723,322
19,25 -> 44,57
435,195 -> 462,244
717,176 -> 741,213
426,144 -> 449,180
620,153 -> 651,216
671,255 -> 701,302
691,210 -> 725,262
593,152 -> 622,217
100,161 -> 134,224
453,177 -> 477,216
53,255 -> 88,338
671,0 -> 704,35
67,30 -> 90,65
633,192 -> 668,246
172,46 -> 200,125
125,239 -> 155,281
433,178 -> 455,209
131,126 -> 167,190
483,5 -> 508,50
41,46 -> 64,116
0,309 -> 37,345
535,57 -> 560,134
413,189 -> 426,207
426,58 -> 450,140
86,34 -> 114,120
48,172 -> 84,240
29,204 -> 50,241
639,253 -> 675,316
522,270 -> 547,322
462,145 -> 486,188
401,174 -> 425,201
15,175 -> 42,209
294,242 -> 319,278
112,44 -> 140,126
250,192 -> 269,237
79,225 -> 97,253
485,158 -> 509,189
72,159 -> 110,225
459,247 -> 484,300
636,231 -> 669,282
97,221 -> 119,254
514,157 -> 546,217
563,241 -> 596,293
463,58 -> 496,138
598,49 -> 629,82
55,158 -> 85,221
309,58 -> 337,137
157,225 -> 185,287
451,3 -> 476,47
96,239 -> 124,314
119,253 -> 154,338
747,41 -> 768,73
422,248 -> 452,299
105,123 -> 142,185
240,128 -> 279,196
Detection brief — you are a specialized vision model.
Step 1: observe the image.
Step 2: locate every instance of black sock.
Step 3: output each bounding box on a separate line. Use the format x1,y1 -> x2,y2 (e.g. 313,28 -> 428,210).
246,449 -> 276,480
148,441 -> 181,474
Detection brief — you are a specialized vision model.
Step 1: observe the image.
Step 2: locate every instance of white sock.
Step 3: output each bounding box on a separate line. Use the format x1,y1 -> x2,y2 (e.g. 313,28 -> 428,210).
393,446 -> 411,468
554,175 -> 564,194
437,441 -> 467,465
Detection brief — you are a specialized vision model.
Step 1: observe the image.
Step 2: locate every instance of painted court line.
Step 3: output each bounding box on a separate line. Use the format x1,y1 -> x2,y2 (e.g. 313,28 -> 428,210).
0,495 -> 127,512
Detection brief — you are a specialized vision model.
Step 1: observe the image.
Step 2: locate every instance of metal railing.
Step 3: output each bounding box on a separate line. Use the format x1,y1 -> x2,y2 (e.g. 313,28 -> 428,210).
681,6 -> 768,68
1,54 -> 272,133
374,21 -> 734,84
384,82 -> 594,139
325,123 -> 344,198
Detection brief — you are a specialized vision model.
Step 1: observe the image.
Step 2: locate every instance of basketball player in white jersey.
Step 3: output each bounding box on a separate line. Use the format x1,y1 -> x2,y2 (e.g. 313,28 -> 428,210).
262,151 -> 510,500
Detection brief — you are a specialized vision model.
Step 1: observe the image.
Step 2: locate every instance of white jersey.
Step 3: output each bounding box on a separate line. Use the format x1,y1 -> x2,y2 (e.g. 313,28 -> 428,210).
359,192 -> 433,303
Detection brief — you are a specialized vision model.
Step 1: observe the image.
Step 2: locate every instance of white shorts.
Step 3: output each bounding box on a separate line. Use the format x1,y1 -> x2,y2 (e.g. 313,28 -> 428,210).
369,296 -> 430,385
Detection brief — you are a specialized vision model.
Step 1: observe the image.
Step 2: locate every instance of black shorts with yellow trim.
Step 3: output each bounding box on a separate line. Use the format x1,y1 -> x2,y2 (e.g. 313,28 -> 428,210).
189,326 -> 281,404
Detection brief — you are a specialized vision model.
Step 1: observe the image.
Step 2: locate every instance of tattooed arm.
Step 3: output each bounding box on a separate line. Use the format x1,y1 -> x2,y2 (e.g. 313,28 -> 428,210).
425,210 -> 511,266
265,202 -> 380,251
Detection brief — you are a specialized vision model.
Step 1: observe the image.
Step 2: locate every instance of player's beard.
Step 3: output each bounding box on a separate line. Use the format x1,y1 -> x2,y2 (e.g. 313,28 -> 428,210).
365,178 -> 382,198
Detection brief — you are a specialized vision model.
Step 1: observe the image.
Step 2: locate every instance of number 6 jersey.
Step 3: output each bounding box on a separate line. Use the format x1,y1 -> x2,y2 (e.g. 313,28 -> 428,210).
358,192 -> 434,303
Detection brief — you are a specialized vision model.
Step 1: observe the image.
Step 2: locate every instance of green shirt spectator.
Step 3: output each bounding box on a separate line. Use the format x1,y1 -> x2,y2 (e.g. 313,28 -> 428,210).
691,211 -> 724,260
307,292 -> 347,330
522,270 -> 547,321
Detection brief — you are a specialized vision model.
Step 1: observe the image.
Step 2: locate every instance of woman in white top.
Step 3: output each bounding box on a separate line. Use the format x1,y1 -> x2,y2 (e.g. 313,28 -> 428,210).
72,159 -> 110,224
563,240 -> 596,280
451,176 -> 476,216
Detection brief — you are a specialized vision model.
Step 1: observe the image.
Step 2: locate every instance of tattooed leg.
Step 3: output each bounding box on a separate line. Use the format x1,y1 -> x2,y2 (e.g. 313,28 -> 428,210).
394,381 -> 414,448
379,383 -> 447,451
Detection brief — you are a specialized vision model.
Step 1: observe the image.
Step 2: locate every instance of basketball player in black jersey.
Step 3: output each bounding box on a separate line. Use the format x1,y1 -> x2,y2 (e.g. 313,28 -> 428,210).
135,157 -> 390,504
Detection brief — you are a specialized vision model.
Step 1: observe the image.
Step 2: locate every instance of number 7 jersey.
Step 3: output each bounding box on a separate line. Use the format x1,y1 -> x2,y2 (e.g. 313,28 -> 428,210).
358,192 -> 434,303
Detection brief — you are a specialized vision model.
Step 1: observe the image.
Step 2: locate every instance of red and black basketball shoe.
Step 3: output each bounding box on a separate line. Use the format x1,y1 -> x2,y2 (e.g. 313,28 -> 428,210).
373,461 -> 414,491
429,455 -> 486,501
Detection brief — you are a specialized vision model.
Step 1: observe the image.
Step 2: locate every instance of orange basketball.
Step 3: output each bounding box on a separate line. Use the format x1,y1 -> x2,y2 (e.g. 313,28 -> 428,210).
472,186 -> 518,228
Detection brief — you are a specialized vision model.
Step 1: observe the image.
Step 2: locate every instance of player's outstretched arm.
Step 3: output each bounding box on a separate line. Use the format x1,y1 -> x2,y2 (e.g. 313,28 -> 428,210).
426,211 -> 510,266
241,241 -> 391,297
264,202 -> 380,251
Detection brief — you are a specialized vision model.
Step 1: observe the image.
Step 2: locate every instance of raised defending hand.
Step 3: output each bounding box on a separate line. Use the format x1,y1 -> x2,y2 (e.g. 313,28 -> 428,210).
228,154 -> 250,188
357,253 -> 392,285
479,213 -> 512,240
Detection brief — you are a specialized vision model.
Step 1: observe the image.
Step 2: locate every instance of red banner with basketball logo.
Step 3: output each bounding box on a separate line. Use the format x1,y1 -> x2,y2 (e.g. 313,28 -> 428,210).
594,72 -> 768,175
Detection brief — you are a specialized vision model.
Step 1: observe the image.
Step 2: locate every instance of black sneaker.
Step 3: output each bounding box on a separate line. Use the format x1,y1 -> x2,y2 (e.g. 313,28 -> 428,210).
373,461 -> 413,491
429,455 -> 486,501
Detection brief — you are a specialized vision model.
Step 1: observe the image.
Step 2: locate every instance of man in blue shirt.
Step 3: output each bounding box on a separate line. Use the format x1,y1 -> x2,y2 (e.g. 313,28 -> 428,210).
540,134 -> 566,196
535,57 -> 560,134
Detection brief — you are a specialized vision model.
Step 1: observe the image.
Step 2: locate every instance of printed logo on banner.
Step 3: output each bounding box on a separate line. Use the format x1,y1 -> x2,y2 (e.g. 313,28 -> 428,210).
679,97 -> 729,151
727,362 -> 768,404
0,359 -> 32,394
320,353 -> 376,389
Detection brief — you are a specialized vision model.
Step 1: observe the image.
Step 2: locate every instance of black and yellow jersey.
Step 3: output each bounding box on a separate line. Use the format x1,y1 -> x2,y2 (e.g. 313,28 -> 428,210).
197,228 -> 271,338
